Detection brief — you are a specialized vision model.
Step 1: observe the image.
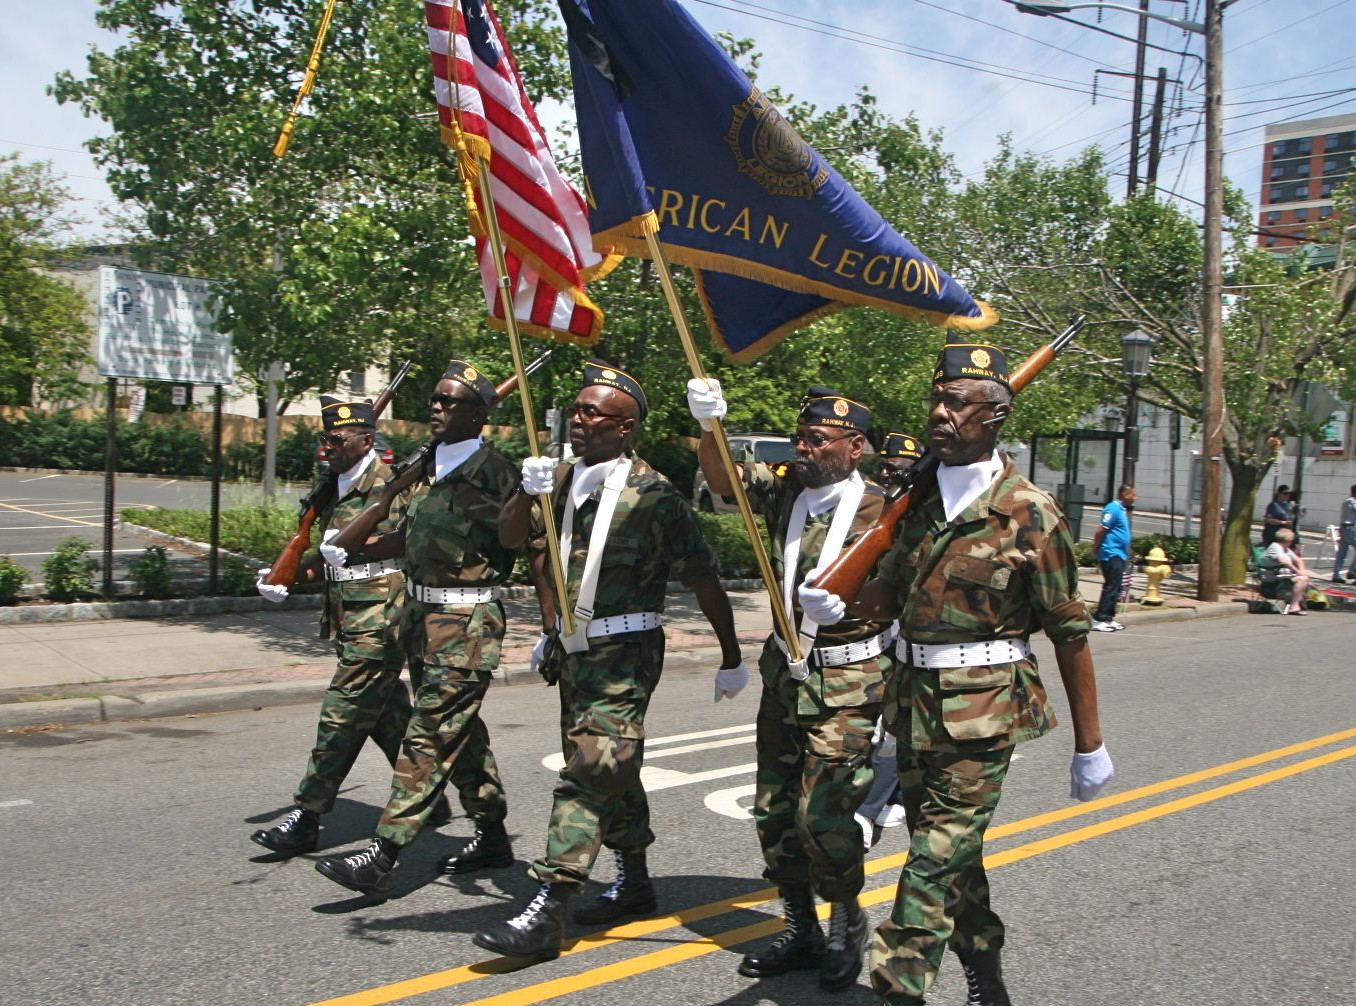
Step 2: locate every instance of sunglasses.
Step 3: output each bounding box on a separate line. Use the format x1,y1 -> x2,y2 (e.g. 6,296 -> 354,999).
429,392 -> 480,409
323,433 -> 366,448
568,403 -> 631,423
788,431 -> 855,449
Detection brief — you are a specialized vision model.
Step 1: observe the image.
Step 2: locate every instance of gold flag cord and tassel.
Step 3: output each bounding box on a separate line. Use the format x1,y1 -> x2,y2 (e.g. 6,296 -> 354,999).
273,0 -> 341,158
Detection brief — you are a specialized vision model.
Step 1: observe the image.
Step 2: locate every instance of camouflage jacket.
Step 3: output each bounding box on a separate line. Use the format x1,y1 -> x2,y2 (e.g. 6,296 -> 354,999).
531,453 -> 720,619
877,455 -> 1091,751
318,456 -> 410,639
744,461 -> 892,711
401,441 -> 520,596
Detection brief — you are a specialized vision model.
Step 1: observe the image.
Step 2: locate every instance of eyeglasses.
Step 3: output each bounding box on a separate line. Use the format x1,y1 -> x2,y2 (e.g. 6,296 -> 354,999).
929,391 -> 1001,415
568,403 -> 631,423
788,430 -> 855,449
323,433 -> 365,448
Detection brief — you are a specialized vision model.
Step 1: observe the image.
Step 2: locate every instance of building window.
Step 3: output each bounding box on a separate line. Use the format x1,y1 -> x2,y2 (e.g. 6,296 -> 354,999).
1298,137 -> 1312,155
1270,164 -> 1285,180
1266,210 -> 1280,224
347,370 -> 367,395
1295,208 -> 1308,222
1322,181 -> 1334,197
1325,133 -> 1341,150
1265,236 -> 1277,247
1270,186 -> 1283,202
1273,140 -> 1287,157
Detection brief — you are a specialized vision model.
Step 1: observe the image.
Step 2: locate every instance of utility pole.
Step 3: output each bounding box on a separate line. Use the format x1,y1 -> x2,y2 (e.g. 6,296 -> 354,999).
1197,0 -> 1225,600
1146,66 -> 1168,188
1126,0 -> 1150,195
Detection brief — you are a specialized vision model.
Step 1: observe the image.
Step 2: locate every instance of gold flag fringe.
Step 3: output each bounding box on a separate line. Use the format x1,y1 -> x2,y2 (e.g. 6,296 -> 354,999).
274,0 -> 340,157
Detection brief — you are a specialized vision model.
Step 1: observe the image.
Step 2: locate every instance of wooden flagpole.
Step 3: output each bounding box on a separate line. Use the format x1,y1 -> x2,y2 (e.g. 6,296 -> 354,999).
641,231 -> 803,663
476,159 -> 575,636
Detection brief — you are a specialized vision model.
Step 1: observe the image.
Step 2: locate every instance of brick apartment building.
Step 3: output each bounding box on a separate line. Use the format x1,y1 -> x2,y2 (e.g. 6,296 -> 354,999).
1258,111 -> 1356,250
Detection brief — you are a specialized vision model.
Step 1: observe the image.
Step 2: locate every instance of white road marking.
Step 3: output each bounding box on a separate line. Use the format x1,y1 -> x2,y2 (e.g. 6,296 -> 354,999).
0,799 -> 34,809
1,549 -> 142,557
17,474 -> 61,483
648,723 -> 758,747
704,784 -> 757,820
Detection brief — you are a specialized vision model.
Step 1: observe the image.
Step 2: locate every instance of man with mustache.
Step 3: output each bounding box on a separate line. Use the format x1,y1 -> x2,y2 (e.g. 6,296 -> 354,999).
687,381 -> 894,993
799,343 -> 1115,1006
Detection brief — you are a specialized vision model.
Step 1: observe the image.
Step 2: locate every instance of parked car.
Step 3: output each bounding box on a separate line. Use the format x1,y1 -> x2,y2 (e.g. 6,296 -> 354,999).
316,431 -> 396,478
692,433 -> 795,512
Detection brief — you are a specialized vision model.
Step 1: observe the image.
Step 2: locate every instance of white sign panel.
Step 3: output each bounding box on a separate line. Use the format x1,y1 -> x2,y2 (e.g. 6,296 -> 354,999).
97,266 -> 232,385
171,385 -> 188,406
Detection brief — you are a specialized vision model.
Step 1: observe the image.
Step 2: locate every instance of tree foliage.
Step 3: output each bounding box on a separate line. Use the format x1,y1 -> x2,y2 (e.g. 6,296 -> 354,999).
0,155 -> 90,405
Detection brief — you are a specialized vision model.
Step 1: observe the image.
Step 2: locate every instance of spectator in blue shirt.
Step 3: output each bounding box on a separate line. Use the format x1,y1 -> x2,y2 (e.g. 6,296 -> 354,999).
1091,485 -> 1135,631
1261,485 -> 1291,547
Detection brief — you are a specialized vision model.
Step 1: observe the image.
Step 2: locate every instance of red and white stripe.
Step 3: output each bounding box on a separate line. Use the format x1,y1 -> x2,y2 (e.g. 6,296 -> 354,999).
425,0 -> 608,343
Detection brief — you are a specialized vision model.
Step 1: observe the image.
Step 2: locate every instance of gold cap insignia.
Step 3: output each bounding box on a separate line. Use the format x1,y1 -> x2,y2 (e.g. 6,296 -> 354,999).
903,438 -> 916,451
337,406 -> 351,419
833,399 -> 850,417
464,367 -> 477,381
601,368 -> 617,380
970,348 -> 992,369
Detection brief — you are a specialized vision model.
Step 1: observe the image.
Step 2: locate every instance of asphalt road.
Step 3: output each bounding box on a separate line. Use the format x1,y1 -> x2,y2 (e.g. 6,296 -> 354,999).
5,613 -> 1354,1005
0,470 -> 306,577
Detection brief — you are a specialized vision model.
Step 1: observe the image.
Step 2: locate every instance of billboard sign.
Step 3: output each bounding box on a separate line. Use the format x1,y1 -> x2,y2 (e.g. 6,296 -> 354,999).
97,266 -> 233,385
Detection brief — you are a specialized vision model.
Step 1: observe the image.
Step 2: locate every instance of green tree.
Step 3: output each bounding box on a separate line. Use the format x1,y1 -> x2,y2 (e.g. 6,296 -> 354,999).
0,155 -> 91,405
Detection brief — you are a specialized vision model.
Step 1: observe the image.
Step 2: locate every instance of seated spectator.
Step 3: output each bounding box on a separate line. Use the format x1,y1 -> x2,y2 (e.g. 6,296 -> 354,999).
1260,528 -> 1311,615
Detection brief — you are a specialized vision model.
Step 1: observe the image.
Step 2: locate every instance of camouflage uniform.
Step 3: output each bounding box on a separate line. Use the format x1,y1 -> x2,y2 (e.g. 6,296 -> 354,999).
743,462 -> 893,903
529,455 -> 720,892
867,456 -> 1091,1005
373,442 -> 521,847
293,458 -> 413,815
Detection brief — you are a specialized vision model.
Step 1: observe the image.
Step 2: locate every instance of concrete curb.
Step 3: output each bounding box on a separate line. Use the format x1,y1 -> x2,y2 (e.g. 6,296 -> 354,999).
0,604 -> 1246,731
0,593 -> 324,624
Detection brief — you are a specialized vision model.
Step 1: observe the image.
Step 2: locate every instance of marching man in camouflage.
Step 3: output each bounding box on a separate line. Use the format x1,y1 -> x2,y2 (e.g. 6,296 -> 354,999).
799,342 -> 1115,1006
311,361 -> 526,901
250,397 -> 434,856
474,361 -> 746,964
689,380 -> 894,992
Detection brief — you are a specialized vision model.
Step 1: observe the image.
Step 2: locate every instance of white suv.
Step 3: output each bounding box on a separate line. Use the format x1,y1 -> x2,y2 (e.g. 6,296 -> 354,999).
692,433 -> 796,512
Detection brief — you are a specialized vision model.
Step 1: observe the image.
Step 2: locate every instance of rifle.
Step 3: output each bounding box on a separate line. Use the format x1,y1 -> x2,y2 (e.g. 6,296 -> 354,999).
813,315 -> 1087,603
320,348 -> 555,560
264,360 -> 413,587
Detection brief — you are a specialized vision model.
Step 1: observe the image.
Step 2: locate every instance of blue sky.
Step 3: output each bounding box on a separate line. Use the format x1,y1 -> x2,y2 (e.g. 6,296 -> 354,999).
3,0 -> 1354,239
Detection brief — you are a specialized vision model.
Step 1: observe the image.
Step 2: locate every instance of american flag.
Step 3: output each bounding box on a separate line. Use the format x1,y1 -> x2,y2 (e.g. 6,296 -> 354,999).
425,0 -> 613,345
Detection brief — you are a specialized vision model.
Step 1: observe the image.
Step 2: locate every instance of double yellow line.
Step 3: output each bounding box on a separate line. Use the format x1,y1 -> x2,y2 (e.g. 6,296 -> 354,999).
308,726 -> 1356,1006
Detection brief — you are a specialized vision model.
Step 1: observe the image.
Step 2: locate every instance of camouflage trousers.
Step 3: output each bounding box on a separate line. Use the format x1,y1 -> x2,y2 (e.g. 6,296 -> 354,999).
868,746 -> 1013,1005
530,629 -> 664,892
753,671 -> 878,903
375,602 -> 508,847
293,613 -> 411,814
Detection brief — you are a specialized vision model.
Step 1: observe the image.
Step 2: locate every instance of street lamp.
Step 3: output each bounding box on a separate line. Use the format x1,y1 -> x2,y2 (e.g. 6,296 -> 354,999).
1009,0 -> 1225,602
1120,329 -> 1155,490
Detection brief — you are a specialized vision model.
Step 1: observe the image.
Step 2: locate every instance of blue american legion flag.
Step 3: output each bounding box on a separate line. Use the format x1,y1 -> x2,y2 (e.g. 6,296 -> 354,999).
559,0 -> 997,361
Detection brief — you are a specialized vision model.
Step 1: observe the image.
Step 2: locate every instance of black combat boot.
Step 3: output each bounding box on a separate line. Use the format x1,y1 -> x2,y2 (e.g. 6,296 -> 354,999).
574,849 -> 658,925
429,793 -> 454,828
250,806 -> 319,855
472,882 -> 573,962
437,819 -> 513,874
314,837 -> 399,902
819,897 -> 868,991
958,948 -> 1013,1006
737,886 -> 826,978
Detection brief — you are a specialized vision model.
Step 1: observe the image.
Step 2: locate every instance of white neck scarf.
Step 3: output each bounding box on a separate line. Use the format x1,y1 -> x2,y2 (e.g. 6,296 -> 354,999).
937,454 -> 1003,523
336,450 -> 376,499
569,454 -> 622,509
783,470 -> 865,640
433,437 -> 482,483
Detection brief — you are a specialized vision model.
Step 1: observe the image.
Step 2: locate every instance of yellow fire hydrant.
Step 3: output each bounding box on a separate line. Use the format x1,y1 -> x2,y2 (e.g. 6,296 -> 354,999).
1141,546 -> 1172,606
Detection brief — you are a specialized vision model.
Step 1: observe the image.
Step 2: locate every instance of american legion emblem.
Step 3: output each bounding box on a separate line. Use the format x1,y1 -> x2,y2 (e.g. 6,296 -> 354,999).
464,367 -> 478,381
726,86 -> 829,199
338,406 -> 352,419
832,399 -> 850,417
970,349 -> 992,369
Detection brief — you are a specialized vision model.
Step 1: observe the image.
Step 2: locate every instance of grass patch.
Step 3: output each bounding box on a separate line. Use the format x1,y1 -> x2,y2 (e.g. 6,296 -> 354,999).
124,504 -> 306,562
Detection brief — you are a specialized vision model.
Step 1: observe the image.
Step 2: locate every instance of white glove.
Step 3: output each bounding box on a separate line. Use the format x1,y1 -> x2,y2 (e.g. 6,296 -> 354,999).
686,377 -> 727,432
797,566 -> 846,624
319,528 -> 348,570
1069,743 -> 1115,801
521,456 -> 557,496
713,660 -> 748,702
529,632 -> 551,676
255,567 -> 289,604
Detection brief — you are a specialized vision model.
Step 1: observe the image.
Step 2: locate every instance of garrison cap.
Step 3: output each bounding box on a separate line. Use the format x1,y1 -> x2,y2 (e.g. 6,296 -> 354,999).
880,431 -> 924,460
320,395 -> 375,432
933,343 -> 1011,390
583,360 -> 647,420
441,359 -> 497,407
797,385 -> 870,433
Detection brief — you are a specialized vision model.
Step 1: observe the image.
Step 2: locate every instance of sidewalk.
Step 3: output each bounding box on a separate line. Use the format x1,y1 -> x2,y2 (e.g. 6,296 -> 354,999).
0,566 -> 1275,731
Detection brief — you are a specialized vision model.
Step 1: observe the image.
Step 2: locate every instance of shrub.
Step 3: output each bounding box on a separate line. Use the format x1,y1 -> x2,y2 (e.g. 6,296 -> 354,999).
224,440 -> 264,481
489,425 -> 532,466
0,556 -> 27,603
219,554 -> 260,596
385,430 -> 427,459
43,537 -> 99,600
121,421 -> 209,476
128,545 -> 175,598
1131,534 -> 1199,565
276,423 -> 321,482
696,511 -> 767,579
1073,541 -> 1096,567
642,438 -> 698,496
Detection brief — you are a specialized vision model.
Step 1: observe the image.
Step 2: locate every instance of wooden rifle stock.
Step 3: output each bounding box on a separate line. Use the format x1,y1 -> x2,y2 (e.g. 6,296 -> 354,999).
264,360 -> 413,586
318,361 -> 542,560
813,316 -> 1086,603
